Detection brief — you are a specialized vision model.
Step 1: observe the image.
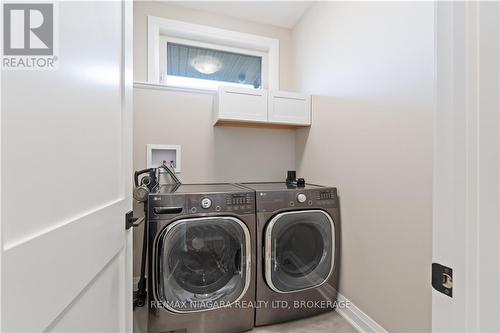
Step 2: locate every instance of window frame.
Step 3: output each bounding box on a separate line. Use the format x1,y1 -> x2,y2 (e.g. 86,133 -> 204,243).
147,16 -> 280,91
159,36 -> 268,90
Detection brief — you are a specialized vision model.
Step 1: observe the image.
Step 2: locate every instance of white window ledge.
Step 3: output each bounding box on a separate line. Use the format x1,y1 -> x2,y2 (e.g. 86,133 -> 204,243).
133,81 -> 216,95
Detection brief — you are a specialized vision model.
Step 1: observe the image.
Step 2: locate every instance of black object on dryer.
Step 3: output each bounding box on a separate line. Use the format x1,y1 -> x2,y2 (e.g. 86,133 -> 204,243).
286,170 -> 297,184
286,170 -> 306,188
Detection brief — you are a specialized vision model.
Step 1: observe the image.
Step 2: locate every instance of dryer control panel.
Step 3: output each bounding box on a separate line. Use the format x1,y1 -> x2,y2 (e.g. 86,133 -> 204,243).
255,187 -> 337,212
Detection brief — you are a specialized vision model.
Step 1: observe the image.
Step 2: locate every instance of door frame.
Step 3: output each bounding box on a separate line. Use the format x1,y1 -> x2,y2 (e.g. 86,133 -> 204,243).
0,13 -> 3,329
433,1 -> 500,331
122,0 -> 134,331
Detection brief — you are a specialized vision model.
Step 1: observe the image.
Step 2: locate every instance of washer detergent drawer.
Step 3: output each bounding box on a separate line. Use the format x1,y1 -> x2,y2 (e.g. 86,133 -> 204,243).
154,216 -> 251,313
148,194 -> 185,220
264,210 -> 335,293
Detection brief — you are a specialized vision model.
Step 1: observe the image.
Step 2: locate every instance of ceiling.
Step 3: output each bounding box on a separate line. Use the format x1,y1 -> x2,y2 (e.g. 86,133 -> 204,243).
170,1 -> 314,29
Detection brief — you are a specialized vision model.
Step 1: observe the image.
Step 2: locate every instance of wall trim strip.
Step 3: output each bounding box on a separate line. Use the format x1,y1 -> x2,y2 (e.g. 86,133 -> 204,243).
336,293 -> 388,333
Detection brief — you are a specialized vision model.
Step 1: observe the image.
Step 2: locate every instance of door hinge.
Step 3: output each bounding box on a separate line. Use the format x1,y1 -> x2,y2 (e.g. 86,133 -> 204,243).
125,210 -> 144,230
432,263 -> 453,297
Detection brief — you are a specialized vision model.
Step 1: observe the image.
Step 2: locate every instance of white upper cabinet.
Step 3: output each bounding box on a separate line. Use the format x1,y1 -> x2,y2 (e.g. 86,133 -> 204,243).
214,86 -> 268,124
214,86 -> 311,126
268,91 -> 311,125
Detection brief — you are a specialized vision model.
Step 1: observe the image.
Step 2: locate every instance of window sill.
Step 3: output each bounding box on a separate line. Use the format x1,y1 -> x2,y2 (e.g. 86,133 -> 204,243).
133,81 -> 216,95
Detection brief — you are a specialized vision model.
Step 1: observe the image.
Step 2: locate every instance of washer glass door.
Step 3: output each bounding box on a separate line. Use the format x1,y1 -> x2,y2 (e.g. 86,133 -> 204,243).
155,217 -> 251,312
265,210 -> 334,293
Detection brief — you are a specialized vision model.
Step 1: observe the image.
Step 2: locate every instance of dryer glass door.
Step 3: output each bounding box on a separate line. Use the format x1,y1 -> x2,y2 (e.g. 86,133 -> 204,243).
265,210 -> 334,293
155,217 -> 251,312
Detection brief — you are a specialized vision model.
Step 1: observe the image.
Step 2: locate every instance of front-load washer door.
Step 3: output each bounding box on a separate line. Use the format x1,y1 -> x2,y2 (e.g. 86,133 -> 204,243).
265,210 -> 334,293
154,217 -> 251,313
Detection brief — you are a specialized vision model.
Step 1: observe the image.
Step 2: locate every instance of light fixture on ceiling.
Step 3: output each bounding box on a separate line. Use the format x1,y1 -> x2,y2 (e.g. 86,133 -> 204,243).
191,55 -> 222,75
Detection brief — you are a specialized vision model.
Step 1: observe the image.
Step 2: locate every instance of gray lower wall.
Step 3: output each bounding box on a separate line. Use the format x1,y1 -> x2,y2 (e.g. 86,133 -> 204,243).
132,87 -> 296,275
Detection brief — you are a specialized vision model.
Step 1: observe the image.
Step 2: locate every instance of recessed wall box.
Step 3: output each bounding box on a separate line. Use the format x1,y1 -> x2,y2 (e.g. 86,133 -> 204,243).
146,144 -> 181,173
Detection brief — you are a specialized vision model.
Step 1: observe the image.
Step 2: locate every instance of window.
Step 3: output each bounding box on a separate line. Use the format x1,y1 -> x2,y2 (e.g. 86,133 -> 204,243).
160,38 -> 263,90
147,16 -> 279,91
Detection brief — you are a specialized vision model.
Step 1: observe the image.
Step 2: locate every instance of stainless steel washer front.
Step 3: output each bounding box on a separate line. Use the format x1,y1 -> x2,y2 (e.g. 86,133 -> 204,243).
154,216 -> 251,313
141,183 -> 256,333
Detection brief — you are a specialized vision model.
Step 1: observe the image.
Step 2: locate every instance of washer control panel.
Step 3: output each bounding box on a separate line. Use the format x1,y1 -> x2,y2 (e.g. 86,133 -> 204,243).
190,192 -> 253,214
149,191 -> 254,219
225,193 -> 253,213
226,193 -> 252,206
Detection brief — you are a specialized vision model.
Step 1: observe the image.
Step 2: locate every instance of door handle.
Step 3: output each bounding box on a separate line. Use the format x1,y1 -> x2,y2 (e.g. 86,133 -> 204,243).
125,210 -> 145,230
432,263 -> 453,297
442,273 -> 453,289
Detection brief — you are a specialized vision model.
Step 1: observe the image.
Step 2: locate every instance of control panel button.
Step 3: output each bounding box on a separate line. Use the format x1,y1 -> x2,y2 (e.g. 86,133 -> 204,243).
297,193 -> 307,203
201,198 -> 212,209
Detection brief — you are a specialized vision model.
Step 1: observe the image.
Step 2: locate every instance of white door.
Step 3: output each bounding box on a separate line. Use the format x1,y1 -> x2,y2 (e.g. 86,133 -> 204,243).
1,1 -> 133,332
433,1 -> 500,332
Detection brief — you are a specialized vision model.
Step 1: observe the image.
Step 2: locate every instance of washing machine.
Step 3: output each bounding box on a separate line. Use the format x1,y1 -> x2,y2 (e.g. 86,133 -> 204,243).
146,184 -> 256,333
240,182 -> 340,326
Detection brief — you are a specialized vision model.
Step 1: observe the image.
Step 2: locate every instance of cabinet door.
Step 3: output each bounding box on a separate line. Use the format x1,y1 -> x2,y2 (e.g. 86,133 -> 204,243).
215,86 -> 268,123
268,91 -> 311,125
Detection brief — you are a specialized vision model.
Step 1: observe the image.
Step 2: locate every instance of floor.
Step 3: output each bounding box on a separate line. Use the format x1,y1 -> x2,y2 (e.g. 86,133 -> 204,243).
251,311 -> 358,333
133,307 -> 357,333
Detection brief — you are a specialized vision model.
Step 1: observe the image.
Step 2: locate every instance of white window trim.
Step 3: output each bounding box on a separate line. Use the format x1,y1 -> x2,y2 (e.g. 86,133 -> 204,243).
147,15 -> 280,90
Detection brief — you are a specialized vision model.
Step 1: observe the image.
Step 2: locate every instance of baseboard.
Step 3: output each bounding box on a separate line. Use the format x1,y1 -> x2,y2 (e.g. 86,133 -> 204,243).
336,293 -> 388,333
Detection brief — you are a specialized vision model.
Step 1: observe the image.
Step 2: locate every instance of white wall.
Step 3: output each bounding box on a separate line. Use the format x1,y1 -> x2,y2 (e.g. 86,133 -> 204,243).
132,2 -> 296,275
292,2 -> 434,332
134,1 -> 294,90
